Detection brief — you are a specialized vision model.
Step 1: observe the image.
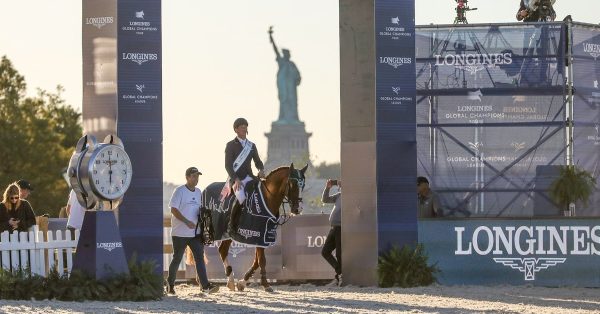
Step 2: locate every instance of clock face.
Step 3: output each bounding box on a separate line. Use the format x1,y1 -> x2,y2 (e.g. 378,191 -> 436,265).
89,144 -> 132,200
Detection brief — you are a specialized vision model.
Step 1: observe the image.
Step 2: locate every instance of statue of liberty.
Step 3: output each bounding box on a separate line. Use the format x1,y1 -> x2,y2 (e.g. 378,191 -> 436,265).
269,26 -> 301,124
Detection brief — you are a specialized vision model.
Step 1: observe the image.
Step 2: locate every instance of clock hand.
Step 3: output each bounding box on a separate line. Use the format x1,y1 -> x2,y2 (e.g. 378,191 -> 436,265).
108,152 -> 112,186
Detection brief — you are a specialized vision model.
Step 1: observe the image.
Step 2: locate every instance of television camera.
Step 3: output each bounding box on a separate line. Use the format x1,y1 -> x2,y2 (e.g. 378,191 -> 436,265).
454,0 -> 477,24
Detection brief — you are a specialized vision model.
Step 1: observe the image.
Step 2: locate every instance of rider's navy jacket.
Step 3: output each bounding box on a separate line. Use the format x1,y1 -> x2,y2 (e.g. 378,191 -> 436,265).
225,137 -> 264,184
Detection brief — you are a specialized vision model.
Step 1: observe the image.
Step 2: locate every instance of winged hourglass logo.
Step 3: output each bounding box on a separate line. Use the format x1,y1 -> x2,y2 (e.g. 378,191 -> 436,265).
493,258 -> 566,281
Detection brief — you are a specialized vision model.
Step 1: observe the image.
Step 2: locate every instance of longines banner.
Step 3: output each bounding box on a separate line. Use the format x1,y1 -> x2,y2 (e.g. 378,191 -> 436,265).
117,0 -> 163,267
415,23 -> 567,217
572,23 -> 600,216
83,0 -> 163,270
419,219 -> 600,286
375,0 -> 418,250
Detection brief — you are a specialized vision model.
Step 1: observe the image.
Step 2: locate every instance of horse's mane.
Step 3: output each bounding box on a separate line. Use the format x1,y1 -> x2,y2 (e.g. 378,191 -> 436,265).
264,166 -> 290,180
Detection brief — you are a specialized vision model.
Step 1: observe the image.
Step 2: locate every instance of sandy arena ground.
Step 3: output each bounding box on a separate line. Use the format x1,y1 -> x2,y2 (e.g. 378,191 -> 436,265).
0,283 -> 599,313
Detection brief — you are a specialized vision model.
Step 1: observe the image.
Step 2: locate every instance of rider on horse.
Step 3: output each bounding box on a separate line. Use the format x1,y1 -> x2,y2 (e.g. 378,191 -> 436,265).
225,117 -> 265,235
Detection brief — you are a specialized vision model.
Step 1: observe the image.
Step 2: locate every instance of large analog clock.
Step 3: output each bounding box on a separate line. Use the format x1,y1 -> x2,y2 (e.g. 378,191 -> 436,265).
88,144 -> 132,200
68,134 -> 132,210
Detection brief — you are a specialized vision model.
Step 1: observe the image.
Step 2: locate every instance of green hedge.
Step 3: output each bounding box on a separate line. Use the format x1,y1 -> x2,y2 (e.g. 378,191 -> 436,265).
0,256 -> 163,301
377,244 -> 440,288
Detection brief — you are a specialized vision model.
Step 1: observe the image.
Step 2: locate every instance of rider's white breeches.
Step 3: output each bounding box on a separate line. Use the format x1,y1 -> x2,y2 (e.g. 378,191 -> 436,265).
235,175 -> 253,204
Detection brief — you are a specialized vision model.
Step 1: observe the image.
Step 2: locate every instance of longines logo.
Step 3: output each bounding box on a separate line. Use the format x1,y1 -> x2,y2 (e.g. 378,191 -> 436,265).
252,193 -> 262,214
588,124 -> 600,144
379,57 -> 413,69
122,53 -> 158,65
307,235 -> 328,248
379,16 -> 411,39
455,226 -> 600,281
493,258 -> 566,280
238,228 -> 260,239
136,84 -> 145,93
85,16 -> 114,29
511,142 -> 526,153
121,10 -> 158,35
392,87 -> 401,95
435,53 -> 513,75
97,242 -> 123,252
208,241 -> 249,257
468,141 -> 482,152
583,42 -> 600,60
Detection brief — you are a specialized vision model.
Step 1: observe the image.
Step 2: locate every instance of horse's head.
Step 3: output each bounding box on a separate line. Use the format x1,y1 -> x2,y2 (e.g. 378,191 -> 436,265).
287,163 -> 307,215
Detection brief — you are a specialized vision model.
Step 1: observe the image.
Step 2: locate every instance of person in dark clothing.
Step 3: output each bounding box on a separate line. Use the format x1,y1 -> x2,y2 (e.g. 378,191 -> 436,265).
225,118 -> 265,234
516,0 -> 556,22
0,183 -> 36,233
321,179 -> 342,286
417,177 -> 442,218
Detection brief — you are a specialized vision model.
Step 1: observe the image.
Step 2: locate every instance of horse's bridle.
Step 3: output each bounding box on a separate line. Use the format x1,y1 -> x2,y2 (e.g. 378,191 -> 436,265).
263,169 -> 305,226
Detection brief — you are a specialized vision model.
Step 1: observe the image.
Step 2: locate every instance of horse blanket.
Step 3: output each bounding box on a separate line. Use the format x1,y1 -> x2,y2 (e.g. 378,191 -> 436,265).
202,181 -> 279,247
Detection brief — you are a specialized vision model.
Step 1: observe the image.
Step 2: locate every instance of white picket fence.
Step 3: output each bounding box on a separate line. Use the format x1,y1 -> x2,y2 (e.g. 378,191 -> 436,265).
163,226 -> 187,273
0,226 -> 79,276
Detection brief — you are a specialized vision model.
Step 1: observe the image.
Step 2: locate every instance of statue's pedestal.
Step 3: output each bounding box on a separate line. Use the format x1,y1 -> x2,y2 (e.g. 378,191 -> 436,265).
264,121 -> 312,171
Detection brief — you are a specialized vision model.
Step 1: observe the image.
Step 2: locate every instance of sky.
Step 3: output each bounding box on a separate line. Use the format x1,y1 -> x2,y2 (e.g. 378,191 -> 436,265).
0,0 -> 597,186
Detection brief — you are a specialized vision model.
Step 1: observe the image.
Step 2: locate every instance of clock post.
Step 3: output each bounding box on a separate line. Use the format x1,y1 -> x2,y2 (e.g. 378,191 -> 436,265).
68,134 -> 131,279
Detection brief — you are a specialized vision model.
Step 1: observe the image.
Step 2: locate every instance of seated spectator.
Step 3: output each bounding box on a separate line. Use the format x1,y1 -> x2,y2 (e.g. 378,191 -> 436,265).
15,180 -> 33,200
417,177 -> 442,218
0,183 -> 36,233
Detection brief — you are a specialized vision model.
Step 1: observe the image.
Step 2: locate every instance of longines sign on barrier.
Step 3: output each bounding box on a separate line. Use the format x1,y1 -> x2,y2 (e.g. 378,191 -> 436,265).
419,219 -> 600,286
185,215 -> 334,280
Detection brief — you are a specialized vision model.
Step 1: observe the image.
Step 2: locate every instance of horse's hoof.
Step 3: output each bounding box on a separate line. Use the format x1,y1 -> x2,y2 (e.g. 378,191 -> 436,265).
236,280 -> 246,292
227,279 -> 236,291
263,286 -> 274,293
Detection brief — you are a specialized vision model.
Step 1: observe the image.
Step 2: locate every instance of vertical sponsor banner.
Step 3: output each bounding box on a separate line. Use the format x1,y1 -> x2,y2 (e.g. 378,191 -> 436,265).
82,0 -> 118,139
375,0 -> 417,250
117,0 -> 163,269
419,219 -> 600,286
572,24 -> 600,216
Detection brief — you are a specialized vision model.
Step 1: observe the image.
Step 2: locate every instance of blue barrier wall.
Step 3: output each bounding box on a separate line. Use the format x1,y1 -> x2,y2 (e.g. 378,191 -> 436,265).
419,218 -> 600,286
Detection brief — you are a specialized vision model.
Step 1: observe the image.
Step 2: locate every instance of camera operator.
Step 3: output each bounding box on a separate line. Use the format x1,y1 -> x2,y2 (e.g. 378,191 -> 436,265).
321,179 -> 342,286
516,0 -> 556,22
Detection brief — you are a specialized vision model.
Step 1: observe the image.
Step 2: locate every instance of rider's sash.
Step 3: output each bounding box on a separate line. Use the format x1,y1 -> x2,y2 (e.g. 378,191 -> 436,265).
233,139 -> 254,173
221,139 -> 254,201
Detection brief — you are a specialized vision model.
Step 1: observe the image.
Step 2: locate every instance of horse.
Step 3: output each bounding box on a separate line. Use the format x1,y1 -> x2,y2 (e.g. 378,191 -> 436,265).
202,163 -> 307,292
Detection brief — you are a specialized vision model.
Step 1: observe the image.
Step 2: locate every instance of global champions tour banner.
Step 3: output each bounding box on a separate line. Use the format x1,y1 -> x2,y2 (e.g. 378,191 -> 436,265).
415,23 -> 567,218
572,23 -> 600,216
375,0 -> 418,251
83,0 -> 163,270
420,219 -> 600,286
416,22 -> 600,286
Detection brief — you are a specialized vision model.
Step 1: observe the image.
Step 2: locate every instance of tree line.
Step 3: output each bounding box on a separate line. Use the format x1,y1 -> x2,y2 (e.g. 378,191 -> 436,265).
0,56 -> 82,217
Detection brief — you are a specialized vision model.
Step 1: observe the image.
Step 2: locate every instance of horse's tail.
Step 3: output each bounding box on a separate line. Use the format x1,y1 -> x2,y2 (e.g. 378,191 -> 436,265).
203,182 -> 226,210
203,182 -> 230,241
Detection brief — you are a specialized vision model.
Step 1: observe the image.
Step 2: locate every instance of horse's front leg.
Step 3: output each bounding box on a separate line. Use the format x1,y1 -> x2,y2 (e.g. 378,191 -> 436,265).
257,247 -> 273,292
218,240 -> 235,291
237,249 -> 260,292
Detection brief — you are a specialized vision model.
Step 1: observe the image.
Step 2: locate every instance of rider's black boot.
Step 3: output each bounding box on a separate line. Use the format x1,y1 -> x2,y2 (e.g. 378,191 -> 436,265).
228,201 -> 242,235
